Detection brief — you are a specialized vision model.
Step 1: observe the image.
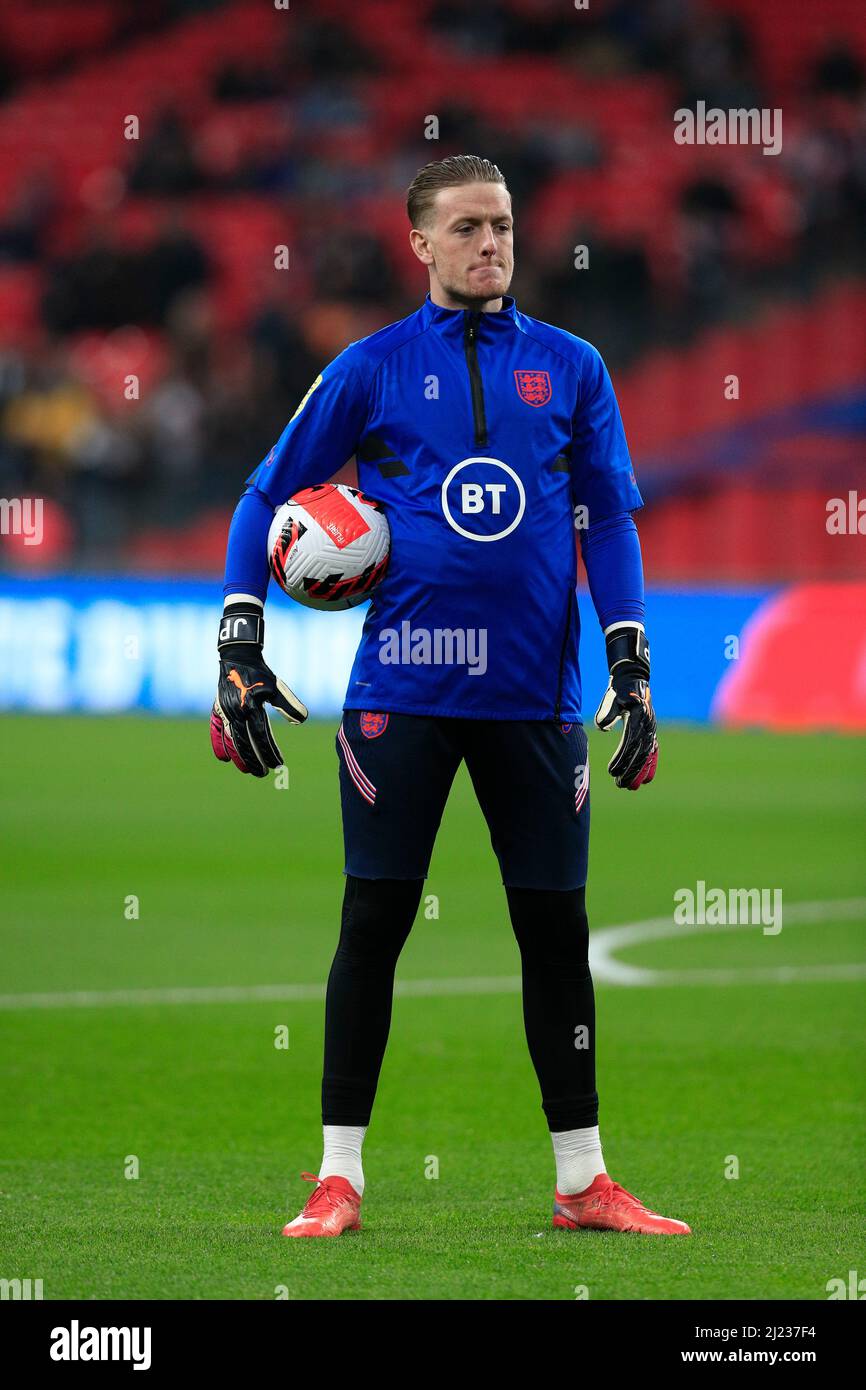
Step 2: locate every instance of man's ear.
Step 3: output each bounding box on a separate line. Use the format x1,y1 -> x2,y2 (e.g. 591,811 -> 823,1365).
408,227 -> 434,265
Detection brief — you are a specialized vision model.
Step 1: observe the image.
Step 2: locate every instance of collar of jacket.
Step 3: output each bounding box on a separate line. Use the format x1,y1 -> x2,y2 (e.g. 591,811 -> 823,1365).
419,291 -> 518,337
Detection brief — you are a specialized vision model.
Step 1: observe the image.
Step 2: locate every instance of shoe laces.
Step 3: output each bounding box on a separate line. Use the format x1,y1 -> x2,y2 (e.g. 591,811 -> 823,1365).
598,1180 -> 647,1211
299,1171 -> 350,1214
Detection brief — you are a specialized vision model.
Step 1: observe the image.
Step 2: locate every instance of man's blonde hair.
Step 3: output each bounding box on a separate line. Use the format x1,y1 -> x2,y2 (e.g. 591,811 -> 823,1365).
406,154 -> 508,230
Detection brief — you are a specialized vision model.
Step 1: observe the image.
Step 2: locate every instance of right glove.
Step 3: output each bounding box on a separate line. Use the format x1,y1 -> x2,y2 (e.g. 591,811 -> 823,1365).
210,602 -> 308,777
594,621 -> 659,790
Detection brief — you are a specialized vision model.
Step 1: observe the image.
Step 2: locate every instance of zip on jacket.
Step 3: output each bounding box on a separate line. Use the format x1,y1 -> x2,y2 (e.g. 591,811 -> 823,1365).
463,310 -> 488,449
554,587 -> 575,722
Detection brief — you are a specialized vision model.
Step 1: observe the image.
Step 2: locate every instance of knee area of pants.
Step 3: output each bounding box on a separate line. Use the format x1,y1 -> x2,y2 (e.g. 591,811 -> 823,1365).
522,951 -> 591,977
337,877 -> 421,961
508,892 -> 589,963
333,936 -> 407,971
521,935 -> 589,970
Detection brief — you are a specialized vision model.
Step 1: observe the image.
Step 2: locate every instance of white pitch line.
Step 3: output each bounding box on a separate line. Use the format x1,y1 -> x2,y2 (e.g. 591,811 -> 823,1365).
0,982 -> 329,1011
0,976 -> 523,1012
0,900 -> 863,1011
588,897 -> 866,986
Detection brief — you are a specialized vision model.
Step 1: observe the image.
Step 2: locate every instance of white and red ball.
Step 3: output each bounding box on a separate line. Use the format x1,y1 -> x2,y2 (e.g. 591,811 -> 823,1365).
267,484 -> 390,611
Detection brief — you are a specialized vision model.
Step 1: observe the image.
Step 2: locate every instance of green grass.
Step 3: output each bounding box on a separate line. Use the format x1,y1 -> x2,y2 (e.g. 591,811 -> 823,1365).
1,718 -> 864,1299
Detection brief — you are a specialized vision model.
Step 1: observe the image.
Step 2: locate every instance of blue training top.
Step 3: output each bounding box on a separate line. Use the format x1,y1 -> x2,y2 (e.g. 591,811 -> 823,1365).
223,292 -> 644,721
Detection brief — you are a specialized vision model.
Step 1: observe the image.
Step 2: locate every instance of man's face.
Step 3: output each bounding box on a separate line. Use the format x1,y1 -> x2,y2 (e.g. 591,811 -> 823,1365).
410,181 -> 514,310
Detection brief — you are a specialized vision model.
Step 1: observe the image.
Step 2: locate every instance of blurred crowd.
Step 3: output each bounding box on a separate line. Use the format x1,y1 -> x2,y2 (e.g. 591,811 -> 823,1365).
0,0 -> 865,565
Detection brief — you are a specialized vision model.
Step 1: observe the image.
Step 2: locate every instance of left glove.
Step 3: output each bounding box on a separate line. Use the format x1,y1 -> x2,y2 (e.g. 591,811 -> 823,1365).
210,602 -> 308,777
594,622 -> 658,790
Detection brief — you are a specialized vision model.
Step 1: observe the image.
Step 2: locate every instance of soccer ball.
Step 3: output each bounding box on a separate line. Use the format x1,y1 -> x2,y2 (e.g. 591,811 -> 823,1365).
267,484 -> 390,611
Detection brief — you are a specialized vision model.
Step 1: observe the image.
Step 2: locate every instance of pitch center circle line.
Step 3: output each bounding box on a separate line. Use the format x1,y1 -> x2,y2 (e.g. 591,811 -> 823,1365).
589,897 -> 866,987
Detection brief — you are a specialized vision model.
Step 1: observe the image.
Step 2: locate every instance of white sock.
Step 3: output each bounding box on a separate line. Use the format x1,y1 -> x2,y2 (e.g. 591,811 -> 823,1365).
551,1126 -> 606,1196
319,1124 -> 367,1196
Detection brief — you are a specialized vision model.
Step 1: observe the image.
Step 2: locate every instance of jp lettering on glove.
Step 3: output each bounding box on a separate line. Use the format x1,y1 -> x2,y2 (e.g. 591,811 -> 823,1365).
594,621 -> 658,790
210,601 -> 307,777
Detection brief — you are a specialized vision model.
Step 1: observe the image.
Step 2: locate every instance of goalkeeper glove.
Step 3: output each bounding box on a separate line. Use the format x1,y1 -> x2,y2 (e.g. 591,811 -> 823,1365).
210,601 -> 307,777
594,621 -> 658,790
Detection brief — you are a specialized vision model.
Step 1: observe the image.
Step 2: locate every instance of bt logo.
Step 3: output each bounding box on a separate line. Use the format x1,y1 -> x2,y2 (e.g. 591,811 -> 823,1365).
461,482 -> 506,514
441,457 -> 525,542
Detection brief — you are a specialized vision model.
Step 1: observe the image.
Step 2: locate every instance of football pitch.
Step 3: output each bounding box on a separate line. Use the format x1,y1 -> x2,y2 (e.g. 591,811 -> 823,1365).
1,716 -> 864,1301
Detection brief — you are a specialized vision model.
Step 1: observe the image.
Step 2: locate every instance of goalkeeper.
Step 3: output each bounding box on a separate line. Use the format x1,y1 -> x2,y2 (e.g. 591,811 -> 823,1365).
213,155 -> 689,1238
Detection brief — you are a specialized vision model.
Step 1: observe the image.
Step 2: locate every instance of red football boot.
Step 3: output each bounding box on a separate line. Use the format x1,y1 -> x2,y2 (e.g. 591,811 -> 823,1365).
281,1172 -> 362,1238
553,1173 -> 691,1235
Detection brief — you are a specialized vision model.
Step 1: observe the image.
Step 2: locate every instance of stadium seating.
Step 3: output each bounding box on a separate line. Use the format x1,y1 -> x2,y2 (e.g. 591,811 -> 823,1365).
0,0 -> 864,581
